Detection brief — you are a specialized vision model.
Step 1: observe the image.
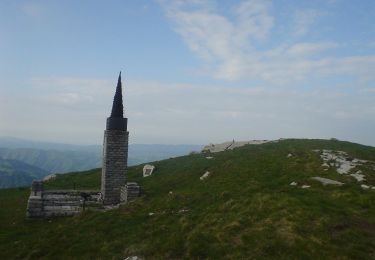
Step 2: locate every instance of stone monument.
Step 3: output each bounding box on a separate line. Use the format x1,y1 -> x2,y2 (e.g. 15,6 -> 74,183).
26,73 -> 139,218
101,72 -> 129,205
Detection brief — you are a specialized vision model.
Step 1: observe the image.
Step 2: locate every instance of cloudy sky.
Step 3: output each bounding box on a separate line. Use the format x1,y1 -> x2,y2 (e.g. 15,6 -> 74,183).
0,0 -> 374,145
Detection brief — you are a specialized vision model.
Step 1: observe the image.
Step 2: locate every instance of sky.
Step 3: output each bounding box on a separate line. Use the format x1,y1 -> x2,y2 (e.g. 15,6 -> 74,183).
0,0 -> 374,146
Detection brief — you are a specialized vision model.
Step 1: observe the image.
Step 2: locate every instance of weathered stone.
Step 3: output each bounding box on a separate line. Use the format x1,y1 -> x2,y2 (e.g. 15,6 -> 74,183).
124,182 -> 141,202
101,130 -> 129,205
311,177 -> 344,186
200,171 -> 211,180
26,190 -> 101,218
143,164 -> 155,177
202,140 -> 276,153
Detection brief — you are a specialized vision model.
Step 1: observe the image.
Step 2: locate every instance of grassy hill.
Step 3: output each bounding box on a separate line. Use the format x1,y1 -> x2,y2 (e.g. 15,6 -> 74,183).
0,158 -> 49,188
1,139 -> 375,259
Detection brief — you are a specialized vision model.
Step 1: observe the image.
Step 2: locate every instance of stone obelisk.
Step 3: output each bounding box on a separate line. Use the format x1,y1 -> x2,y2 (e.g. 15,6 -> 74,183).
101,72 -> 129,205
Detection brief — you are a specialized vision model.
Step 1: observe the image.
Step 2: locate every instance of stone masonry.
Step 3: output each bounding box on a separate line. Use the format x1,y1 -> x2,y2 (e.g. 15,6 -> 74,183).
101,72 -> 129,205
101,130 -> 129,205
27,180 -> 101,218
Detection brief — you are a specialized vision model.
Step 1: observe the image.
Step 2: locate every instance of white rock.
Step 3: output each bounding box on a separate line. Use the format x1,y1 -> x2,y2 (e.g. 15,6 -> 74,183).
290,182 -> 297,186
336,161 -> 355,174
200,171 -> 211,180
301,185 -> 310,189
206,156 -> 214,159
124,256 -> 142,260
287,153 -> 293,158
371,187 -> 375,190
43,174 -> 56,181
143,164 -> 155,177
311,177 -> 344,186
314,149 -> 372,176
361,184 -> 370,189
350,173 -> 365,182
148,212 -> 155,216
322,163 -> 329,167
202,140 -> 276,153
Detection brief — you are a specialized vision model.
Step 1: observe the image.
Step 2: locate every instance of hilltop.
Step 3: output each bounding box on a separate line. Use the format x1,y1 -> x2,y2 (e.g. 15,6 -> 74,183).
1,139 -> 375,259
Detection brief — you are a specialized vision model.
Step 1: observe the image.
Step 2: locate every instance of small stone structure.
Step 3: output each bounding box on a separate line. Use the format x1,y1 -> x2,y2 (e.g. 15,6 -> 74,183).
27,180 -> 101,218
26,73 -> 140,218
202,139 -> 275,153
143,164 -> 155,177
26,180 -> 44,217
122,182 -> 141,202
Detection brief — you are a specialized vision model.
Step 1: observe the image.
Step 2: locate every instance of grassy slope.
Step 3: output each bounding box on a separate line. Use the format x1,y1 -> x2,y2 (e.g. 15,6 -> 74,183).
0,139 -> 375,259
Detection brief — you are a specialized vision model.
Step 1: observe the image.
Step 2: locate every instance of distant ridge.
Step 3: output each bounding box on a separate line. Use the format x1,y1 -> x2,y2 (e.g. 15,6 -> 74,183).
0,137 -> 99,152
0,158 -> 48,188
0,137 -> 203,188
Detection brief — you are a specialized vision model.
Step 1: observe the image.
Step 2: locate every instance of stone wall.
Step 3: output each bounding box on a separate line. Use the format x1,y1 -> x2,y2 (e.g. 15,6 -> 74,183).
27,184 -> 141,218
120,182 -> 141,203
101,130 -> 129,205
26,181 -> 101,218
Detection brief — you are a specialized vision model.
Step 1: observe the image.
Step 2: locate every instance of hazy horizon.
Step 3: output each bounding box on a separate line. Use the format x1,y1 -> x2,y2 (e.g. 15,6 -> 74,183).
1,1 -> 374,146
0,135 -> 205,147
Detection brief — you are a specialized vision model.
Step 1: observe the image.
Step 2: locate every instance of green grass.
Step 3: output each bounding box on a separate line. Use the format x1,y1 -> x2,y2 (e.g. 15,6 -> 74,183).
1,139 -> 375,259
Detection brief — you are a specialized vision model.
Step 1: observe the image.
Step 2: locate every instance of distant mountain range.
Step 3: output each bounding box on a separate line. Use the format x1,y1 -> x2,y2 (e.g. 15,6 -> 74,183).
0,137 -> 203,188
0,158 -> 48,188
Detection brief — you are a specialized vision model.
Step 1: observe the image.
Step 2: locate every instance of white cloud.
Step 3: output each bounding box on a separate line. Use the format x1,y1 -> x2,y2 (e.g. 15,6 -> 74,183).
235,0 -> 274,40
293,9 -> 319,37
1,76 -> 375,145
29,77 -> 113,106
160,0 -> 375,84
285,42 -> 338,57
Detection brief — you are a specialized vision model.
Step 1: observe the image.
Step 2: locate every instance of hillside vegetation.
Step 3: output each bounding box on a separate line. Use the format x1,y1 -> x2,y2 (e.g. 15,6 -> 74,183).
1,139 -> 375,259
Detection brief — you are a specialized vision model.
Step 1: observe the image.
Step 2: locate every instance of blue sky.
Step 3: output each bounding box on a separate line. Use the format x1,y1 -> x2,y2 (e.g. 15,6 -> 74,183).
0,0 -> 374,145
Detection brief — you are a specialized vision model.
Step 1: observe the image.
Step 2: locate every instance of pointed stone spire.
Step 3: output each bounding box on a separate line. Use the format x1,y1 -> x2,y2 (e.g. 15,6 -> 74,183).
106,72 -> 127,131
110,72 -> 124,118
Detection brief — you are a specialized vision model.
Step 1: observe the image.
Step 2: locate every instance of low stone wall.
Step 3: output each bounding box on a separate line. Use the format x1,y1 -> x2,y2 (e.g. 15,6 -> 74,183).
26,181 -> 101,218
27,180 -> 141,218
42,191 -> 101,217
